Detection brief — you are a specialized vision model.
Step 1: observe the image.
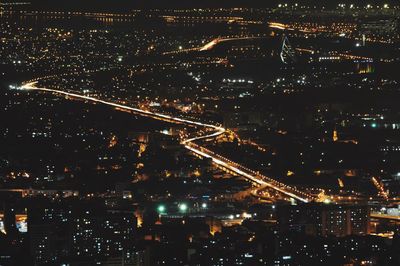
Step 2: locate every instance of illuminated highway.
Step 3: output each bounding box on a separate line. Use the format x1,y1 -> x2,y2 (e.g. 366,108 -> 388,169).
183,142 -> 315,203
164,36 -> 273,55
21,82 -> 224,131
370,213 -> 400,221
199,37 -> 265,51
21,82 -> 316,203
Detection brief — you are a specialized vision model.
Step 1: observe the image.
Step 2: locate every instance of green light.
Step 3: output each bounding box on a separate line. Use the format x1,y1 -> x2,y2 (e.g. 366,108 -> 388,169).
157,205 -> 166,213
179,203 -> 188,212
371,123 -> 377,128
201,203 -> 207,208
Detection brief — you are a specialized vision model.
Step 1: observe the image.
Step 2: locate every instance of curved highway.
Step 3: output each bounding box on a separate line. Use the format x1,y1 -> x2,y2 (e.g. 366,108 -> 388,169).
21,82 -> 316,203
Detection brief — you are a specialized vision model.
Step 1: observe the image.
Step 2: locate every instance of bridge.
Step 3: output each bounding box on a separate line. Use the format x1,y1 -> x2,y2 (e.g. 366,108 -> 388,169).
200,35 -> 296,64
164,35 -> 297,65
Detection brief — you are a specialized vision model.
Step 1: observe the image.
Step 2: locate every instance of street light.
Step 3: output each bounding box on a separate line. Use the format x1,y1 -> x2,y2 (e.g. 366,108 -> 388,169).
157,205 -> 166,213
179,203 -> 188,212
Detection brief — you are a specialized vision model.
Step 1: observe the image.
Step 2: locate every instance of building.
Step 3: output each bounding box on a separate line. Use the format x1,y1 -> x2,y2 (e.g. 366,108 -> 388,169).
29,224 -> 57,264
277,203 -> 370,237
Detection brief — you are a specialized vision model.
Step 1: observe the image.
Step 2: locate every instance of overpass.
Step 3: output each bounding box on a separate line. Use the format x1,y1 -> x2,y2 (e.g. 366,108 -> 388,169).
370,213 -> 400,221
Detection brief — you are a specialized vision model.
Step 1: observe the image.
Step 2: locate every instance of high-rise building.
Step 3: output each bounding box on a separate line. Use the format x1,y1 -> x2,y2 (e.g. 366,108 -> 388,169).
277,204 -> 370,237
29,224 -> 57,264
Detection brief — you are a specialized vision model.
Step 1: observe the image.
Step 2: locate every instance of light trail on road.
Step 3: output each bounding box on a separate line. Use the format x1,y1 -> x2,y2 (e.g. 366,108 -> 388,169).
184,145 -> 310,202
22,82 -> 223,131
21,82 -> 315,203
199,36 -> 268,51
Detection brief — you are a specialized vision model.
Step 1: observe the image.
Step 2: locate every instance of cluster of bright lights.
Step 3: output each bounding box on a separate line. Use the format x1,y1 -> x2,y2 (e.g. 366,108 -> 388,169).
9,85 -> 23,90
157,203 -> 199,214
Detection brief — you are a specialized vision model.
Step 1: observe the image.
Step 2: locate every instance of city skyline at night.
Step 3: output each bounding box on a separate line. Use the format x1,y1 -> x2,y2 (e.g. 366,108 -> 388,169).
0,0 -> 399,265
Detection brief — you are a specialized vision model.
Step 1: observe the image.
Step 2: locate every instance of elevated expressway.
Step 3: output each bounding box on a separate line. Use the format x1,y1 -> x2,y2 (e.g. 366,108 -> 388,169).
21,82 -> 317,203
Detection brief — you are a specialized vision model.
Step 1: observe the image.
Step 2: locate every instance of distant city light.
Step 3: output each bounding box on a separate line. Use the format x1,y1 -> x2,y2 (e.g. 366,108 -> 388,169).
242,212 -> 252,218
